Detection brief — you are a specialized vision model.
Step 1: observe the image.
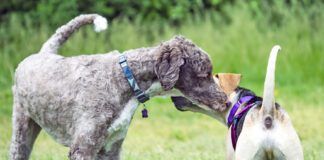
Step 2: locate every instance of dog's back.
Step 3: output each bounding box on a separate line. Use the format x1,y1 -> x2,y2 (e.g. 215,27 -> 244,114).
231,46 -> 303,160
13,51 -> 121,145
234,105 -> 303,160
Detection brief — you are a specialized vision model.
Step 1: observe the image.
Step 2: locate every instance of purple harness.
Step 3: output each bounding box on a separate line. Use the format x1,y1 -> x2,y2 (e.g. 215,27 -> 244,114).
227,96 -> 257,150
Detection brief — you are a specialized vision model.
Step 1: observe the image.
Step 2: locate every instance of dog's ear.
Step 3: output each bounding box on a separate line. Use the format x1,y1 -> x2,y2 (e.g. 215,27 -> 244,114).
155,45 -> 184,90
155,45 -> 184,91
214,73 -> 241,95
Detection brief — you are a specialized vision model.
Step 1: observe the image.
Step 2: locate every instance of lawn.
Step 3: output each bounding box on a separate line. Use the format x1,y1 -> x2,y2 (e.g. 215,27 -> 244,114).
0,3 -> 323,160
1,91 -> 323,159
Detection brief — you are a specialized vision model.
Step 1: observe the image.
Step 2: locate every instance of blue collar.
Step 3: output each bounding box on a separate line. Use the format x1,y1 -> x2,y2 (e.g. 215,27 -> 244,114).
119,54 -> 150,103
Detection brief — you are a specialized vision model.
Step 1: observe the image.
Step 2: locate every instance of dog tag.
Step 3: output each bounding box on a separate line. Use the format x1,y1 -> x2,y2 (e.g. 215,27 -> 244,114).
142,108 -> 148,118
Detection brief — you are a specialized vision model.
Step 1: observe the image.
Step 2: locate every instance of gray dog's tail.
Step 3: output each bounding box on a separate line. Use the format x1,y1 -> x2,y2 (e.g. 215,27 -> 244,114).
39,14 -> 108,54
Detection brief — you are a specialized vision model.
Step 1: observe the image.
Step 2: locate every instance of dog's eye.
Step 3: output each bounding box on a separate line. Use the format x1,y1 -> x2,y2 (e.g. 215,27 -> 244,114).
207,72 -> 212,77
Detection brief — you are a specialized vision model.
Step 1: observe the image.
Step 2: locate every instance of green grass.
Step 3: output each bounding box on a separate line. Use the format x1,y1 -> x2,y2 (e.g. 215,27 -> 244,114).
0,3 -> 323,160
1,95 -> 323,159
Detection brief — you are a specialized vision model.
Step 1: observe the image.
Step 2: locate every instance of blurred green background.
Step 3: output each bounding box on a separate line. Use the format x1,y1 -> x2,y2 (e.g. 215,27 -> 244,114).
0,0 -> 323,159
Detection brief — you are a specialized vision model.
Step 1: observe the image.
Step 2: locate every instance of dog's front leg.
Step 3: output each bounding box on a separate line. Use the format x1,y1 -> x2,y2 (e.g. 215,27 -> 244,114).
226,130 -> 235,160
234,114 -> 263,160
96,139 -> 124,160
68,111 -> 113,160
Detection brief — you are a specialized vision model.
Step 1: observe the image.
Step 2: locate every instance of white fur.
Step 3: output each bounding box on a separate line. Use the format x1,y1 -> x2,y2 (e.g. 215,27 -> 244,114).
225,103 -> 303,160
104,82 -> 183,151
229,45 -> 302,159
94,16 -> 108,32
234,112 -> 303,160
105,98 -> 138,151
261,45 -> 281,114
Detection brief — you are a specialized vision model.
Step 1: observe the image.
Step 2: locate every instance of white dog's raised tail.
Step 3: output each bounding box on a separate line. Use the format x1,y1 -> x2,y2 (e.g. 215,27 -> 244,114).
261,45 -> 281,119
39,14 -> 108,54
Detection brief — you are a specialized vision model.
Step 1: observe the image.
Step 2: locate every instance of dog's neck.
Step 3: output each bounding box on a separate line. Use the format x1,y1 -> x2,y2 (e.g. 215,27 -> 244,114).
223,88 -> 258,125
124,47 -> 158,79
122,47 -> 182,97
208,79 -> 242,124
122,47 -> 158,89
224,92 -> 242,124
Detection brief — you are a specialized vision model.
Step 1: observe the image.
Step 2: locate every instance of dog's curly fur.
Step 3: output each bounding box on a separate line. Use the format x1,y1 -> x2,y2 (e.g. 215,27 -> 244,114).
10,14 -> 227,160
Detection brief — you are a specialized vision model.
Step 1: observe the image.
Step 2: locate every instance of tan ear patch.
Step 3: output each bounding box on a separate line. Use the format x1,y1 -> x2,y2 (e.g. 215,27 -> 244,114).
214,73 -> 241,95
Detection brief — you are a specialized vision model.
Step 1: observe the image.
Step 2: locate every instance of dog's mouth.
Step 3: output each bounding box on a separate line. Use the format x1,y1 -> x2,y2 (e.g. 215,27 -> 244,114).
171,96 -> 209,112
171,96 -> 194,111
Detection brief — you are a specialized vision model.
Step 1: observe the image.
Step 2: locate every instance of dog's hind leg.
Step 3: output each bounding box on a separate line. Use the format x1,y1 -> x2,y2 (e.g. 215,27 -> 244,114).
234,113 -> 263,160
274,118 -> 304,160
226,131 -> 235,160
10,100 -> 41,160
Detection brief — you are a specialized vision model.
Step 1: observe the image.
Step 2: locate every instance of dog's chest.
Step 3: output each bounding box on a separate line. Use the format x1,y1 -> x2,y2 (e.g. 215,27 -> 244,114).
105,98 -> 139,150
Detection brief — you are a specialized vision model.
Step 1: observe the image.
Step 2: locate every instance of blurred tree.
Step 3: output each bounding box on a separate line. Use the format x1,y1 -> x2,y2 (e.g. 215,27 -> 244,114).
0,0 -> 226,26
0,0 -> 322,26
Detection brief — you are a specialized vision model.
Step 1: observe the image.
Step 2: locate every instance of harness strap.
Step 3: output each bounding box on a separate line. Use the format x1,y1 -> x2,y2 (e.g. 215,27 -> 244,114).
228,96 -> 262,150
227,96 -> 254,127
230,100 -> 256,149
119,54 -> 150,103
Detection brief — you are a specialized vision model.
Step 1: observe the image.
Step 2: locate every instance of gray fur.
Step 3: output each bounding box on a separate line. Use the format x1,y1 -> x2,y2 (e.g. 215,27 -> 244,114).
10,14 -> 227,160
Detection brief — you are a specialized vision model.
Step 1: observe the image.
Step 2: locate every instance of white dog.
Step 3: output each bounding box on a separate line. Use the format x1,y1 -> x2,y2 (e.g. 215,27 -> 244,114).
224,46 -> 303,160
171,46 -> 303,160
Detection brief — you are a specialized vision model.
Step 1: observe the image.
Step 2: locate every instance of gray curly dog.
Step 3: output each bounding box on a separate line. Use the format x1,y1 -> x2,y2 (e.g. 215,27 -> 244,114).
10,14 -> 227,160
